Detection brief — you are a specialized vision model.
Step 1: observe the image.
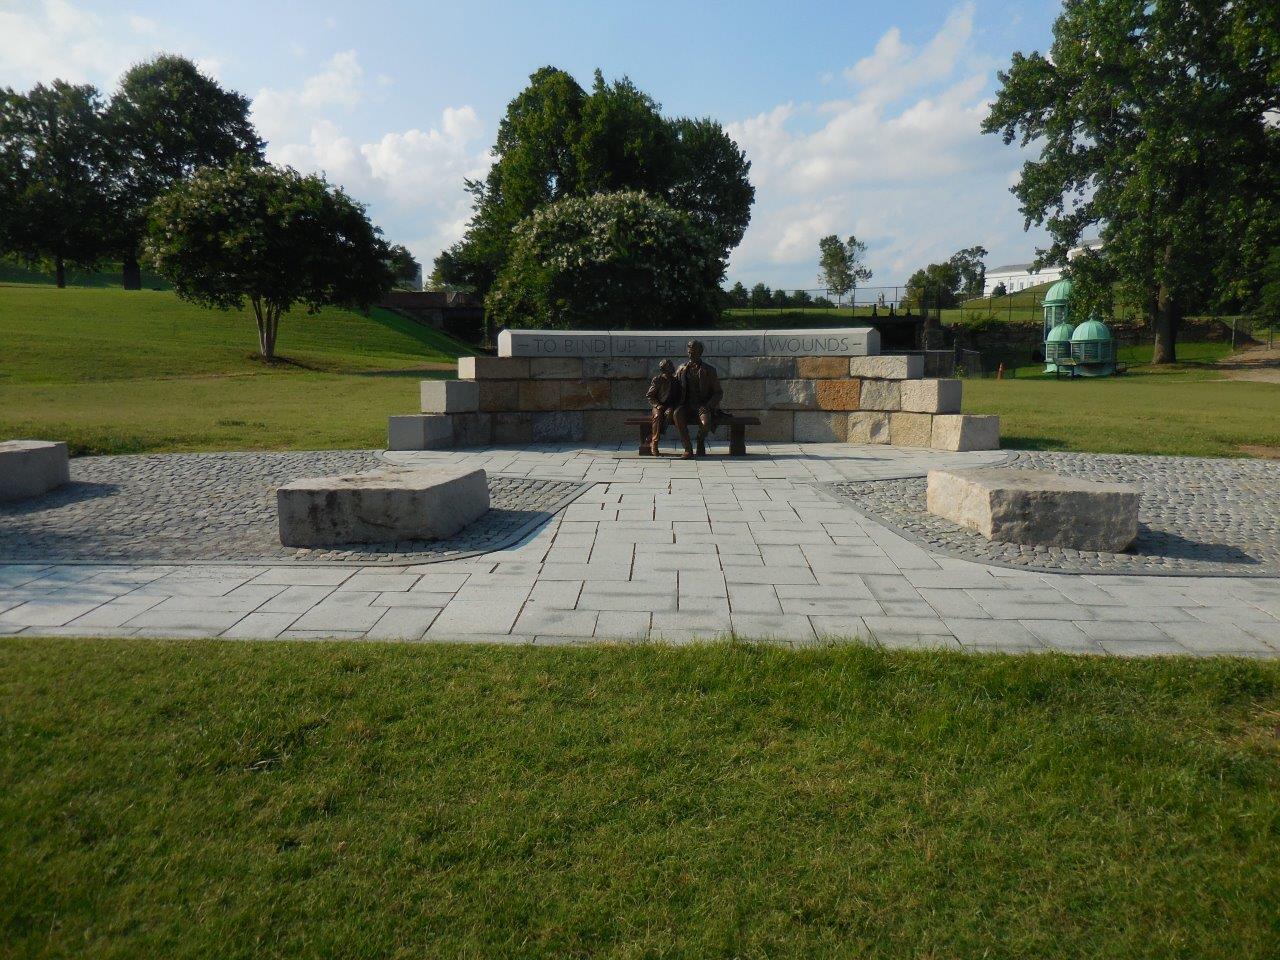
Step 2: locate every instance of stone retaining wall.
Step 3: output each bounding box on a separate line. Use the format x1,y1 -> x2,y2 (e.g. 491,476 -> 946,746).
390,354 -> 999,452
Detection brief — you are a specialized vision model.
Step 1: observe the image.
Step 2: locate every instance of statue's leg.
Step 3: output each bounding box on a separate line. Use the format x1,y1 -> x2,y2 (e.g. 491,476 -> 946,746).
672,407 -> 694,458
649,408 -> 664,456
696,410 -> 712,457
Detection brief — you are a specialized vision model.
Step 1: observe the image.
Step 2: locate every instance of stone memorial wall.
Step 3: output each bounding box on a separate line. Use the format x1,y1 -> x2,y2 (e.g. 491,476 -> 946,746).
389,328 -> 999,452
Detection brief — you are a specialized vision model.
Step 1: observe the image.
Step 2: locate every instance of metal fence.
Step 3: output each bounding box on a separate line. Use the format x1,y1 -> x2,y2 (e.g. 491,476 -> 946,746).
893,348 -> 987,378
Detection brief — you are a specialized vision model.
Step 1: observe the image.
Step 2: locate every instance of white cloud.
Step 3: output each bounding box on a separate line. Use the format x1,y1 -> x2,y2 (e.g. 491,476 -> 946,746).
726,3 -> 1044,289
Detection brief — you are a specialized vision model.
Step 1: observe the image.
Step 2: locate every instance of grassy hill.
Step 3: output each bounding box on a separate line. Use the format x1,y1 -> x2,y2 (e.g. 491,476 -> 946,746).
0,283 -> 470,455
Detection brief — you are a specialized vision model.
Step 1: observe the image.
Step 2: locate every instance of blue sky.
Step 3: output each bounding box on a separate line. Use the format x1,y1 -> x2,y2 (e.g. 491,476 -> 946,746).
2,0 -> 1061,288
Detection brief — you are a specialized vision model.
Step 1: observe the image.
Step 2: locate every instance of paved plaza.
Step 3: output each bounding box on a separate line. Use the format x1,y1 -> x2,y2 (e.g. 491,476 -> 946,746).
1,443 -> 1278,655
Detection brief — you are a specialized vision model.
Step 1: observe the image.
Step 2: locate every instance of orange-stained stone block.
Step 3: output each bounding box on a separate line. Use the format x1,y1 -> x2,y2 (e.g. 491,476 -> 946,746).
796,356 -> 850,379
815,379 -> 862,411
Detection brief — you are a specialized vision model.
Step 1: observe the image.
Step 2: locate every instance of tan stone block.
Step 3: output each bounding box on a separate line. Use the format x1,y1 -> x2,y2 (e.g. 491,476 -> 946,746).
763,379 -> 817,410
532,411 -> 584,442
518,380 -> 563,411
477,380 -> 518,413
610,387 -> 651,411
729,356 -> 795,379
528,357 -> 582,379
814,379 -> 862,411
750,410 -> 794,442
796,356 -> 850,379
420,379 -> 478,413
584,410 -> 636,442
794,411 -> 849,442
847,412 -> 890,444
720,378 -> 765,410
889,412 -> 933,447
559,378 -> 611,410
458,356 -> 530,379
492,412 -> 534,444
931,414 -> 1001,451
900,379 -> 963,414
581,357 -> 648,379
849,355 -> 924,380
450,413 -> 492,447
859,379 -> 901,411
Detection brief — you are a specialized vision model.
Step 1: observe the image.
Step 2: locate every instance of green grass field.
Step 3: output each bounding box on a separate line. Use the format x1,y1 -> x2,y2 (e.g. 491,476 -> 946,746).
2,638 -> 1277,959
0,284 -> 470,455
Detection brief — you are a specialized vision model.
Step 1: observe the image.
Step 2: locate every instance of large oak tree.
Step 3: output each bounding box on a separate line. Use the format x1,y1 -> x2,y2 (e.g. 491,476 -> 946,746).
984,0 -> 1279,362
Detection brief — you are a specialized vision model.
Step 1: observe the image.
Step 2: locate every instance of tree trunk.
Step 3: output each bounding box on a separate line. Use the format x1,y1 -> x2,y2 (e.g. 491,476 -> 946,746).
1152,247 -> 1180,364
55,256 -> 65,289
122,253 -> 142,291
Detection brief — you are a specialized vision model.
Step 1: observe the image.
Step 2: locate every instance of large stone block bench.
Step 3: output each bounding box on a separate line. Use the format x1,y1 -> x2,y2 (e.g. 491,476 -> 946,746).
0,440 -> 70,501
277,467 -> 488,547
926,467 -> 1141,552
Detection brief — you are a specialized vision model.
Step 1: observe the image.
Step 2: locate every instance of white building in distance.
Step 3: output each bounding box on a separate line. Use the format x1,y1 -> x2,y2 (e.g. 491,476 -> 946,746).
983,239 -> 1102,296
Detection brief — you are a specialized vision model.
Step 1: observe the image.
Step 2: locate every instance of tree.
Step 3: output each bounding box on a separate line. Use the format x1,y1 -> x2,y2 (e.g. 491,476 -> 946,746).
726,281 -> 749,308
791,289 -> 814,308
436,67 -> 753,296
485,190 -> 722,330
0,81 -> 112,287
145,161 -> 392,359
387,244 -> 421,289
106,55 -> 262,289
818,234 -> 871,306
992,281 -> 1007,298
983,0 -> 1280,363
904,261 -> 963,312
749,282 -> 772,308
950,245 -> 988,298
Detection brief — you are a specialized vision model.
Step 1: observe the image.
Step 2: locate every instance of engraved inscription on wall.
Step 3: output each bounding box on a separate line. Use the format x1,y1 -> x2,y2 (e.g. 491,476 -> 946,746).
498,328 -> 879,358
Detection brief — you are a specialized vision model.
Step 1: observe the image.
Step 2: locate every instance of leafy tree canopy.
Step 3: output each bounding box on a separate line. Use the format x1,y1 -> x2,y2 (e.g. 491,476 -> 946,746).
387,244 -> 421,288
145,160 -> 392,358
437,67 -> 753,296
983,0 -> 1280,362
817,234 -> 871,304
485,190 -> 722,330
0,81 -> 113,287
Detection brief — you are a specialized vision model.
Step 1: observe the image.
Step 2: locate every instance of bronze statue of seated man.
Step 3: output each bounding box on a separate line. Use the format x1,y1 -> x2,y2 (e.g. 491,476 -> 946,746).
672,339 -> 727,459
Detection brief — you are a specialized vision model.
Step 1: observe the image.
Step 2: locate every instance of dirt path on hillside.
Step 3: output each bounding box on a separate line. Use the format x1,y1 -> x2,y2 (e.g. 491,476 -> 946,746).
1217,343 -> 1280,383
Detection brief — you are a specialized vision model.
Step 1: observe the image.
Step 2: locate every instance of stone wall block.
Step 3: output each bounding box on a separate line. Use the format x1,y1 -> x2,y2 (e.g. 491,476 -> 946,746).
794,411 -> 849,443
859,379 -> 901,411
581,357 -> 649,379
763,379 -> 817,410
477,380 -> 519,413
751,410 -> 795,442
458,356 -> 530,380
849,355 -> 924,380
847,412 -> 890,444
888,412 -> 933,447
420,379 -> 479,414
931,414 -> 1000,451
720,378 -> 765,410
796,356 -> 850,379
449,413 -> 492,447
518,380 -> 563,411
584,411 -> 636,442
815,380 -> 862,411
729,356 -> 796,379
559,378 -> 612,410
528,357 -> 583,379
900,378 -> 963,414
387,414 -> 453,451
532,411 -> 585,442
491,412 -> 534,444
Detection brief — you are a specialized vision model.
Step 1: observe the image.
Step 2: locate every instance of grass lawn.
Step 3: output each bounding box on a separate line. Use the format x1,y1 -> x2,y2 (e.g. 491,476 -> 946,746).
2,638 -> 1277,958
0,285 -> 470,455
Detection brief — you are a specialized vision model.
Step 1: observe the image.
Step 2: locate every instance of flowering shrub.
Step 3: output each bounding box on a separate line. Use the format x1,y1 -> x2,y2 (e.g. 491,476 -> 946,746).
485,190 -> 722,330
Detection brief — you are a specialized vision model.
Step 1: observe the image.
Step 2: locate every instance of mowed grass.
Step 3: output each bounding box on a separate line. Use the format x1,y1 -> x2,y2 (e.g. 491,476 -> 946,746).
0,285 -> 470,454
2,638 -> 1278,959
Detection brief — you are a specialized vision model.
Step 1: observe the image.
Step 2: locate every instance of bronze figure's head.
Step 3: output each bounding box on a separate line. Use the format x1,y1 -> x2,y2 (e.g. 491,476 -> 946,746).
658,358 -> 675,375
686,340 -> 704,361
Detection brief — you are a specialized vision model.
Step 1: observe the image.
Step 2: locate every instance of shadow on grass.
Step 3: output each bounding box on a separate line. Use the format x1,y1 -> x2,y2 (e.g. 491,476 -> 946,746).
997,434 -> 1065,451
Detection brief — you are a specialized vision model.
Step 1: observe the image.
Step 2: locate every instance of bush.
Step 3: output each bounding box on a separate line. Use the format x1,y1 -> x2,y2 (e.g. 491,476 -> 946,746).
485,190 -> 723,330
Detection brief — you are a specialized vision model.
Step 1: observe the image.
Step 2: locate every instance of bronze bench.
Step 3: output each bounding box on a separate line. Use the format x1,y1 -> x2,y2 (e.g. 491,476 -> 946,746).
624,415 -> 762,457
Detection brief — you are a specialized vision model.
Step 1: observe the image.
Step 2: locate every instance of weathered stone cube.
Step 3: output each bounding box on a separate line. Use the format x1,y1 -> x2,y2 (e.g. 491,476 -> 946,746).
794,411 -> 849,442
0,440 -> 70,501
859,379 -> 901,411
764,379 -> 817,410
518,380 -> 562,411
387,415 -> 453,451
492,412 -> 534,444
720,379 -> 765,410
796,356 -> 850,379
931,414 -> 1000,451
926,467 -> 1141,552
528,358 -> 582,379
458,356 -> 530,380
847,412 -> 890,444
815,380 -> 862,411
584,411 -> 634,442
900,378 -> 962,414
849,355 -> 924,380
477,380 -> 519,412
729,356 -> 795,379
277,467 -> 489,547
560,379 -> 611,410
751,410 -> 795,442
450,413 -> 493,447
420,379 -> 479,413
533,411 -> 585,442
582,357 -> 648,379
889,412 -> 933,447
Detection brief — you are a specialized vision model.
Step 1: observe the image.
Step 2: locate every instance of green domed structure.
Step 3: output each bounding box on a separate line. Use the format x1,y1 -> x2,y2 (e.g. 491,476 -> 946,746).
1069,315 -> 1116,376
1042,277 -> 1075,373
1044,321 -> 1075,371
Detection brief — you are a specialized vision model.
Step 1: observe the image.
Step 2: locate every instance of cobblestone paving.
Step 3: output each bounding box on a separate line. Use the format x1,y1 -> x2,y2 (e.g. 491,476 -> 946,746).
0,451 -> 589,564
829,451 -> 1280,577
